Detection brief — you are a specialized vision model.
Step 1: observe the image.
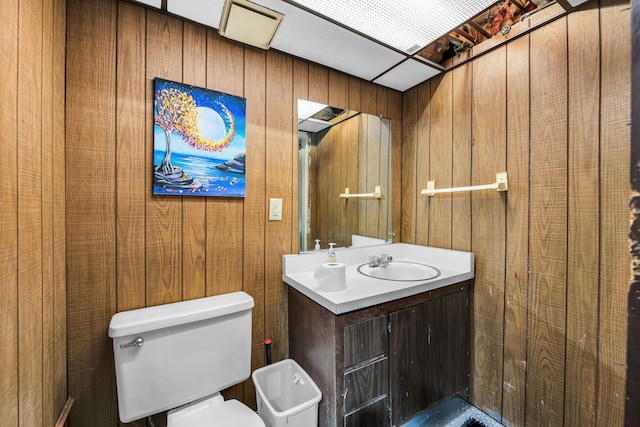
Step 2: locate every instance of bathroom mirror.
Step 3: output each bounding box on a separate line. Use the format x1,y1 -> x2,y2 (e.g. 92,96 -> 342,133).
298,99 -> 392,252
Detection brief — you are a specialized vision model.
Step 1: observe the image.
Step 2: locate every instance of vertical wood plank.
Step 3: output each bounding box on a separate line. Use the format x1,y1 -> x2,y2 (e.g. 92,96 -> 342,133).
597,0 -> 631,425
116,6 -> 148,427
527,17 -> 568,427
428,73 -> 453,249
451,63 -> 472,253
361,82 -> 379,237
345,117 -> 360,243
265,50 -> 293,362
41,0 -> 55,423
388,90 -> 403,243
18,0 -> 44,425
379,95 -> 392,242
66,0 -> 118,424
0,0 -> 18,424
204,30 -> 245,401
470,46 -> 507,417
565,6 -> 600,426
415,82 -> 431,246
309,63 -> 328,104
205,31 -> 245,298
244,47 -> 267,407
401,87 -> 417,244
52,0 -> 67,415
181,22 -> 207,301
145,11 -> 183,306
348,76 -> 362,112
116,2 -> 146,312
329,71 -> 349,246
328,69 -> 349,109
502,33 -> 530,427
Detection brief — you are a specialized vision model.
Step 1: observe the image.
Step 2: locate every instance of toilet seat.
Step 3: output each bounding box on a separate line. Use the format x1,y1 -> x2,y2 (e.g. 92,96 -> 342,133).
167,395 -> 265,427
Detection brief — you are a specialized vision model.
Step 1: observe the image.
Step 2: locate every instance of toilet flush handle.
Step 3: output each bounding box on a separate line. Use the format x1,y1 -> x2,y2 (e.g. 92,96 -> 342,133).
120,337 -> 144,349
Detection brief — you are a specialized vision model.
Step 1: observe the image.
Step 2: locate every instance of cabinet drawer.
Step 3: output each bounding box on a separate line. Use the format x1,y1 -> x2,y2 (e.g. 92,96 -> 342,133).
344,357 -> 388,412
344,315 -> 387,366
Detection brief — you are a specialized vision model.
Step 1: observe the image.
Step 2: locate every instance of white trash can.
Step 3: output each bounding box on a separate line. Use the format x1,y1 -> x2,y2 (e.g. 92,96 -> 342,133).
252,359 -> 322,427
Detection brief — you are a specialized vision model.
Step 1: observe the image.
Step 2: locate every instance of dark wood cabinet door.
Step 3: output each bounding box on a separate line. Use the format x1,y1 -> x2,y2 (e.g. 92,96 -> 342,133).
390,300 -> 435,425
389,290 -> 470,426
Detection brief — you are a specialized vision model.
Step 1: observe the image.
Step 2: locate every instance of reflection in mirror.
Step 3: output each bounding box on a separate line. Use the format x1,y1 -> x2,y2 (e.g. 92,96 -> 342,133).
298,99 -> 393,252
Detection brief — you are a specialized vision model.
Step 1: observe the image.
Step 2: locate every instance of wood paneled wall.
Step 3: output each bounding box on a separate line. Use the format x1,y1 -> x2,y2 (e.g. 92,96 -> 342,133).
64,0 -> 401,425
0,0 -> 67,426
401,1 -> 630,426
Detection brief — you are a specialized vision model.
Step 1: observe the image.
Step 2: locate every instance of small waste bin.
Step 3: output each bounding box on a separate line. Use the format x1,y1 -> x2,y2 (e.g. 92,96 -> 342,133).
252,359 -> 322,427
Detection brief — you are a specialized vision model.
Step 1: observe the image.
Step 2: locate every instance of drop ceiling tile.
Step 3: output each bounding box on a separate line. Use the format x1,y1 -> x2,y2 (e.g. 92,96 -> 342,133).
256,0 -> 407,82
167,0 -> 224,28
372,59 -> 440,92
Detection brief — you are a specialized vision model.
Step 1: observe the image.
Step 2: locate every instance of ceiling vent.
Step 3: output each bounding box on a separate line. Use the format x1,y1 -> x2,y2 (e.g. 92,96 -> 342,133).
219,0 -> 284,50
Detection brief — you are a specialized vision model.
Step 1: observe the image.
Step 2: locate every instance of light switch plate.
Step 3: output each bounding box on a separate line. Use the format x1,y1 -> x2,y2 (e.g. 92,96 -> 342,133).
269,198 -> 282,221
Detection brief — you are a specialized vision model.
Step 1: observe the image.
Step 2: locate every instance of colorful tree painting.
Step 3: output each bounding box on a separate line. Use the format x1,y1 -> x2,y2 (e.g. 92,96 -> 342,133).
152,78 -> 246,196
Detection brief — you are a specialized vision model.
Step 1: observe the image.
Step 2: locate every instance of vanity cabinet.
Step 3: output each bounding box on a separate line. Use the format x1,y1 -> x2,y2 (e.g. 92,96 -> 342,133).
288,280 -> 471,427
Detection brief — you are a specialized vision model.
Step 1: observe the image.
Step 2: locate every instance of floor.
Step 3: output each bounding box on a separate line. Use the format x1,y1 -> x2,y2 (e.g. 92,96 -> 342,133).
401,396 -> 505,427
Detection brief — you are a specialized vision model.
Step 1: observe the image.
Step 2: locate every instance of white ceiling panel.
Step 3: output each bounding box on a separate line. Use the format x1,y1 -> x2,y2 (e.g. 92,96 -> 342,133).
372,59 -> 440,92
255,0 -> 406,81
167,0 -> 224,28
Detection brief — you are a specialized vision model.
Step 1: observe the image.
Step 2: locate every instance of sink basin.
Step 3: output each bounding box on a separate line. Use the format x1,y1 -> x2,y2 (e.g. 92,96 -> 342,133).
357,261 -> 441,282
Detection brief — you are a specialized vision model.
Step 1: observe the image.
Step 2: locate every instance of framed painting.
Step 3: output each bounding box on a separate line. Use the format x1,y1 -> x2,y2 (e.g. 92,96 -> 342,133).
153,78 -> 247,197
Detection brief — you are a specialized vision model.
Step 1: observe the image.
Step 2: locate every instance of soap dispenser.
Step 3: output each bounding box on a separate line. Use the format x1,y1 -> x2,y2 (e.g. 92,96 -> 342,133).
328,242 -> 336,262
314,239 -> 321,251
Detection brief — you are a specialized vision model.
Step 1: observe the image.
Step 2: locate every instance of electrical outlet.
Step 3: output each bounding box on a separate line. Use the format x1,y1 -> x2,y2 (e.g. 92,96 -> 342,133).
269,198 -> 282,221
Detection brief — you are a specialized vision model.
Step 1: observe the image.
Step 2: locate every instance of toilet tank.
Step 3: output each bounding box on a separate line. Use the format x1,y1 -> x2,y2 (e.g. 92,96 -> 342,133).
108,292 -> 254,423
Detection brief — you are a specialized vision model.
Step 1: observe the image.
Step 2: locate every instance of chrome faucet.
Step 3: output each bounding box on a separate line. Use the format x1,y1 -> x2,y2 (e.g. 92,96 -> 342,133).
368,254 -> 393,267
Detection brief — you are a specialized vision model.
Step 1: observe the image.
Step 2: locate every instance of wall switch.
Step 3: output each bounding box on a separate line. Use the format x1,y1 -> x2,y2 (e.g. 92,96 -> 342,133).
269,198 -> 282,221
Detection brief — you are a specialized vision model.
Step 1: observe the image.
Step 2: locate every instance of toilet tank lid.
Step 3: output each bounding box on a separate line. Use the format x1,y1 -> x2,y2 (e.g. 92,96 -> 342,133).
108,292 -> 254,338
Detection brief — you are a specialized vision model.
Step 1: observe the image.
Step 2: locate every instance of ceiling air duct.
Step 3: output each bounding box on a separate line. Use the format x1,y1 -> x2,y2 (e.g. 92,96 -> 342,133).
219,0 -> 284,50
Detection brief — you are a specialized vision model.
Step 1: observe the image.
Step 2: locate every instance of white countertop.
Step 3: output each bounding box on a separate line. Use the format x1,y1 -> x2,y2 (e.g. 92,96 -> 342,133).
283,243 -> 474,314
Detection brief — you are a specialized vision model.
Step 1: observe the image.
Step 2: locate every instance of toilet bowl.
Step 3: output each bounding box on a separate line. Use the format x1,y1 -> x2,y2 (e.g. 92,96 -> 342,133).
108,292 -> 266,426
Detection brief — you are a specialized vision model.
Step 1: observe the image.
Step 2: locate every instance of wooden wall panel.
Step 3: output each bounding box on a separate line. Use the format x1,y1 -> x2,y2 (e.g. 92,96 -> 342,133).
265,51 -> 294,362
400,3 -> 630,426
528,17 -> 568,427
415,82 -> 432,246
401,87 -> 418,243
181,22 -> 208,301
205,31 -> 245,299
451,62 -> 472,252
0,0 -> 19,424
597,0 -> 631,424
53,0 -> 68,417
565,6 -> 600,426
146,12 -> 184,307
42,0 -> 55,422
116,2 -> 146,312
244,47 -> 267,408
66,0 -> 117,425
389,90 -> 403,243
0,0 -> 67,425
502,34 -> 530,427
470,46 -> 507,416
428,73 -> 453,249
18,0 -> 44,425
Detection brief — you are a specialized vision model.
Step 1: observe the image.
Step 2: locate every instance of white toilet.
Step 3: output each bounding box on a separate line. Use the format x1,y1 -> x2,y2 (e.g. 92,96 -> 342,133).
108,291 -> 266,426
